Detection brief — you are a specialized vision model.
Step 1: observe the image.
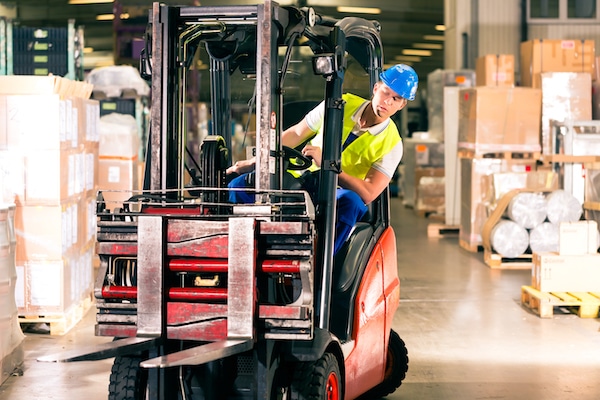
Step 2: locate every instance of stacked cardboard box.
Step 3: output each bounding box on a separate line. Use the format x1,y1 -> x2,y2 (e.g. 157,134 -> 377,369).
520,39 -> 595,88
0,76 -> 99,320
457,52 -> 543,251
97,113 -> 140,211
0,204 -> 24,385
476,54 -> 515,87
532,220 -> 600,292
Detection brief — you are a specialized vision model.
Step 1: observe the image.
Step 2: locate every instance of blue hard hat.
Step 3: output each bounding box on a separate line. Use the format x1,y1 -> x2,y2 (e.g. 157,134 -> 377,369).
380,64 -> 419,101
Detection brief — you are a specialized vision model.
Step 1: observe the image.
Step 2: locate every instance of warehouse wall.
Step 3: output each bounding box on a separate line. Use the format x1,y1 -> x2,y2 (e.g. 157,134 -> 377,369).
475,0 -> 522,61
445,0 -> 600,83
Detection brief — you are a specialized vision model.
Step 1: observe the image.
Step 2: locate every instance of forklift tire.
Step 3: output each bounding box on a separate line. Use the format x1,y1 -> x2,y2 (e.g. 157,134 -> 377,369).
356,330 -> 408,399
108,355 -> 148,400
290,352 -> 341,400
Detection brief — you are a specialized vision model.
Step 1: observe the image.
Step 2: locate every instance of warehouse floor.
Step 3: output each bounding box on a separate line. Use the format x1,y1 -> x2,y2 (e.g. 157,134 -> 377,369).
1,198 -> 600,400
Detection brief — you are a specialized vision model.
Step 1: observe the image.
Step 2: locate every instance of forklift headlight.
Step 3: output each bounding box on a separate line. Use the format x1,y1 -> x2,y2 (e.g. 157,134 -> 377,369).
312,54 -> 336,76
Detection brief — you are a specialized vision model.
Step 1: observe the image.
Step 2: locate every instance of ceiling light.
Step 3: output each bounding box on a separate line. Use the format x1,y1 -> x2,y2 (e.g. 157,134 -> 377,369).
412,43 -> 443,50
336,6 -> 381,14
69,0 -> 113,4
402,49 -> 432,57
394,55 -> 422,62
435,25 -> 446,31
423,35 -> 445,41
96,13 -> 130,21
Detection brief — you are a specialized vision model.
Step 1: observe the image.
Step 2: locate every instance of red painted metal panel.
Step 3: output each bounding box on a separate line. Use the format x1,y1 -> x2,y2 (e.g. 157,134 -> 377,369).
260,259 -> 301,273
258,305 -> 308,319
96,324 -> 137,338
167,319 -> 228,341
167,236 -> 229,258
167,302 -> 227,325
96,242 -> 138,256
102,285 -> 137,299
344,242 -> 387,400
169,258 -> 228,273
142,206 -> 202,215
380,227 -> 401,336
169,287 -> 228,302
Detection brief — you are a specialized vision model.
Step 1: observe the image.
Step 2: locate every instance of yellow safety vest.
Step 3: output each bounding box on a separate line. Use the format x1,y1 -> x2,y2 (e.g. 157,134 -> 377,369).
295,93 -> 401,179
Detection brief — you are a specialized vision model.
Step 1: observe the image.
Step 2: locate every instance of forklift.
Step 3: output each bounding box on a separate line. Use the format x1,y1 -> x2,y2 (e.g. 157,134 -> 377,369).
39,1 -> 408,399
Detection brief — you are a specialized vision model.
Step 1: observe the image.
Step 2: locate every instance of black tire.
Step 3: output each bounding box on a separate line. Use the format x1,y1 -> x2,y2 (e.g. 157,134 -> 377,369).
108,355 -> 148,400
290,352 -> 342,400
357,330 -> 408,399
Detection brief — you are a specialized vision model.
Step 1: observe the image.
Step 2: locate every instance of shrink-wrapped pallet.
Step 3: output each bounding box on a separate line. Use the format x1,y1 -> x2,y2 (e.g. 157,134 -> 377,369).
490,219 -> 530,258
507,192 -> 547,229
529,222 -> 560,253
546,190 -> 582,223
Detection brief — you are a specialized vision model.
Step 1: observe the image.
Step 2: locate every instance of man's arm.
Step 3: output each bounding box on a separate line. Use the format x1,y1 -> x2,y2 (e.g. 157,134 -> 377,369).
227,119 -> 316,175
338,168 -> 391,205
281,119 -> 315,148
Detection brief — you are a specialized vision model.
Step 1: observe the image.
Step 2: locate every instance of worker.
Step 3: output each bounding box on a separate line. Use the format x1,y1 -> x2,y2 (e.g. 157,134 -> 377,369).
227,63 -> 418,254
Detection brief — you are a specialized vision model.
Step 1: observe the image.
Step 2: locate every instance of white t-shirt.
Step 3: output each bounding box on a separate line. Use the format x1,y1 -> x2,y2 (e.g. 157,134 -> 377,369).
304,99 -> 403,178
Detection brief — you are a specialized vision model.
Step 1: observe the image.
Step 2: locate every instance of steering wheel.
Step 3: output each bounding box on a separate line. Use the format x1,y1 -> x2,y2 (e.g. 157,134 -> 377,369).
283,145 -> 313,170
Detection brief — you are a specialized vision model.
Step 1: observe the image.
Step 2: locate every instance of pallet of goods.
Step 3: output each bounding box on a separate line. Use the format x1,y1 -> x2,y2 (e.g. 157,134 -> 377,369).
456,81 -> 543,253
0,75 -> 99,335
481,185 -> 587,269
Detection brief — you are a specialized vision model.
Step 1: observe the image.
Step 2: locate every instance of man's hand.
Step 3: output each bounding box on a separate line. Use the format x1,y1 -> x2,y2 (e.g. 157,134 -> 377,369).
226,158 -> 255,175
301,145 -> 321,167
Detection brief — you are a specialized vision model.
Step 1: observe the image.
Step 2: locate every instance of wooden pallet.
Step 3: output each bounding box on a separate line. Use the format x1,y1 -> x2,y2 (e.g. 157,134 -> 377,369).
483,249 -> 532,269
459,239 -> 482,253
521,286 -> 600,318
427,223 -> 459,238
19,294 -> 93,336
458,148 -> 540,160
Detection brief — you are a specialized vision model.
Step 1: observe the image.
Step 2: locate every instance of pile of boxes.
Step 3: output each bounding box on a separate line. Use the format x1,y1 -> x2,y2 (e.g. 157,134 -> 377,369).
0,204 -> 24,385
455,38 -> 600,254
532,220 -> 600,292
0,75 -> 99,320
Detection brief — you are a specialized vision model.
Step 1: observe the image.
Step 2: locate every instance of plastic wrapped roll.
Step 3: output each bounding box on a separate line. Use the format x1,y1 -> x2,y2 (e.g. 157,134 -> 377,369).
507,192 -> 547,229
529,222 -> 559,253
546,190 -> 582,223
490,219 -> 530,258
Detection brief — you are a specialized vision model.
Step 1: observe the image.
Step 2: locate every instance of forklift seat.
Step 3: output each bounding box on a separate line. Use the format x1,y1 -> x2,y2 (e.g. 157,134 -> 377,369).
333,222 -> 374,292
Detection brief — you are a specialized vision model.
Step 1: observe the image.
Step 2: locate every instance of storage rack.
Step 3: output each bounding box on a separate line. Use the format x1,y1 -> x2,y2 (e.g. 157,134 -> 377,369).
0,17 -> 84,81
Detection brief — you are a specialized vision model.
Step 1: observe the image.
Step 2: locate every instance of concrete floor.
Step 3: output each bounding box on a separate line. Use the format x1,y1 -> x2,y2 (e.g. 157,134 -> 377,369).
1,198 -> 600,399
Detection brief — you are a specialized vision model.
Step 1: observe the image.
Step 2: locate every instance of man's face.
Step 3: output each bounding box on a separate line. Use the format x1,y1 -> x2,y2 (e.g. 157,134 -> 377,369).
371,82 -> 408,118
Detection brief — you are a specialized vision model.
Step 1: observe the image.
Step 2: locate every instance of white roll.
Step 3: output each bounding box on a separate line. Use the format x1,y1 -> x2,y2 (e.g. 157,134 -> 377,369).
546,190 -> 582,224
490,219 -> 530,258
529,222 -> 559,253
507,192 -> 547,229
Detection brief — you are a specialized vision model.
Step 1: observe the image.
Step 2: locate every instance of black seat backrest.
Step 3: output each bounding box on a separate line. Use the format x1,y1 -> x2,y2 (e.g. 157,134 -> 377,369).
332,222 -> 374,293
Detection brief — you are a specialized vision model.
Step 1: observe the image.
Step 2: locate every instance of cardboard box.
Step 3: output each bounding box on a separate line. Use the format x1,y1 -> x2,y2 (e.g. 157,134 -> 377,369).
98,158 -> 140,211
458,87 -> 542,150
559,220 -> 599,255
0,75 -> 93,99
520,39 -> 595,88
0,94 -> 65,150
16,248 -> 94,316
14,201 -> 80,262
532,252 -> 600,292
24,149 -> 78,205
476,54 -> 515,87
